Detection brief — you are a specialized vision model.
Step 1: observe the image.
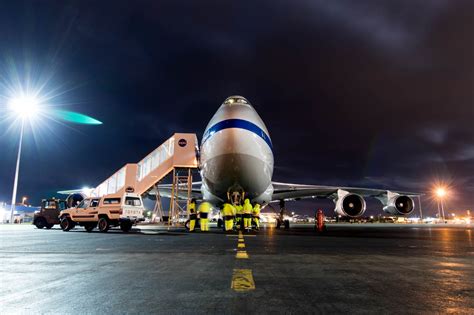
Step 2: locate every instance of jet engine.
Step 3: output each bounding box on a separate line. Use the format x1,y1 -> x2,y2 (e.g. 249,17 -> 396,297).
382,192 -> 415,215
66,193 -> 85,208
334,189 -> 366,217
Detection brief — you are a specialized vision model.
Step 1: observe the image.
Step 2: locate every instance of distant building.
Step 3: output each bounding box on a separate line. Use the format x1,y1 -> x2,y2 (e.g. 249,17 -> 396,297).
0,202 -> 40,223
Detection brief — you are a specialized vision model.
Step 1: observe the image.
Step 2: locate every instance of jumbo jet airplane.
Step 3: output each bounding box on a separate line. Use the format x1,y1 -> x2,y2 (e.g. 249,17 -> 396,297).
158,95 -> 418,222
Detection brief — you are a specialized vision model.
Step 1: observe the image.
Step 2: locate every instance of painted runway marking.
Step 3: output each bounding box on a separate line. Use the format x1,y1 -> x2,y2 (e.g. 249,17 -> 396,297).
231,269 -> 255,292
237,243 -> 245,248
236,250 -> 249,259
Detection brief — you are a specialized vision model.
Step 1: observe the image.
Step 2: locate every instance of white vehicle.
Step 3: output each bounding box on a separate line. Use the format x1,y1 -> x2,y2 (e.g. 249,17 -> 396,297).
59,193 -> 145,233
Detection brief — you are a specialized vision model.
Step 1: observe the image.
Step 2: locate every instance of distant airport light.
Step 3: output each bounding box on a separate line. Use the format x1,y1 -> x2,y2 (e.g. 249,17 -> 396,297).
435,187 -> 447,199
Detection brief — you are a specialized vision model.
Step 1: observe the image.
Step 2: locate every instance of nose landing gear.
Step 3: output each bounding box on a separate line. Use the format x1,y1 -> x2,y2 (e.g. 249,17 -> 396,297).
275,200 -> 290,230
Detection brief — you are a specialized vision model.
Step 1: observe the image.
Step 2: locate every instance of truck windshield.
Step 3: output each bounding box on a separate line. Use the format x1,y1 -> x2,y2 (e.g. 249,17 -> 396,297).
44,201 -> 56,209
125,197 -> 142,207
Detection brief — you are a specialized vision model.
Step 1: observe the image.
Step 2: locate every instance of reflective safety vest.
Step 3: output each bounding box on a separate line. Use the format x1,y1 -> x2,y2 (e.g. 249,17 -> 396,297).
235,205 -> 243,215
243,199 -> 252,214
188,202 -> 196,215
252,204 -> 261,217
222,203 -> 234,217
198,202 -> 211,214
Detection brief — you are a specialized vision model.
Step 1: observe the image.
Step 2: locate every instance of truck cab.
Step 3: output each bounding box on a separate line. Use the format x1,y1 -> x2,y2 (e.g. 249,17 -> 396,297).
59,193 -> 145,233
33,198 -> 68,229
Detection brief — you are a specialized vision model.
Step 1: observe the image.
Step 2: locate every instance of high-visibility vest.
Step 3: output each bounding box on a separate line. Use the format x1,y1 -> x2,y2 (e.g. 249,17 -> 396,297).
243,200 -> 252,214
198,202 -> 211,213
235,205 -> 243,215
188,202 -> 196,214
253,204 -> 261,216
222,203 -> 234,217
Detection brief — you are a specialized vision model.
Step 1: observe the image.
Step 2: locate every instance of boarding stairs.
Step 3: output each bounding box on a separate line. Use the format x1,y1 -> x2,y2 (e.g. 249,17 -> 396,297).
88,133 -> 199,225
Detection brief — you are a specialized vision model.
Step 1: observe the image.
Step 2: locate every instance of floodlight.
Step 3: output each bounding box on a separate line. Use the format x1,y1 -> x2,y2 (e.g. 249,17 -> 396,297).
8,95 -> 40,119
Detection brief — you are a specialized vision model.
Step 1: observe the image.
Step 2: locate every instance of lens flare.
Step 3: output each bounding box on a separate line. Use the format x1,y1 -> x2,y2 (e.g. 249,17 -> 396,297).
49,109 -> 102,125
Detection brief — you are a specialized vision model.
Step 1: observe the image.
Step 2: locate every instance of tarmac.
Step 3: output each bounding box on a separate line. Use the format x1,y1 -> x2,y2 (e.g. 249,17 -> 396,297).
0,223 -> 473,314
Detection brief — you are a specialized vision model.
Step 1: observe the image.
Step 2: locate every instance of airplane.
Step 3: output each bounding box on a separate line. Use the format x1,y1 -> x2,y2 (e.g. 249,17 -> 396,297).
59,95 -> 419,227
156,95 -> 419,226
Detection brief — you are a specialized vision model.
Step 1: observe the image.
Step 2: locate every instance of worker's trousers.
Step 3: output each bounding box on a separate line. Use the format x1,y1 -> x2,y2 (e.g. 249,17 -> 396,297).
189,214 -> 197,232
200,218 -> 209,231
253,216 -> 260,229
243,214 -> 252,229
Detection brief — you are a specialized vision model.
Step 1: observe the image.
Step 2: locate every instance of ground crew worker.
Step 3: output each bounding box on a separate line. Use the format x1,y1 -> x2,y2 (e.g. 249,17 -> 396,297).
235,203 -> 243,230
243,198 -> 253,231
187,198 -> 197,232
252,203 -> 261,231
222,203 -> 235,232
198,201 -> 211,232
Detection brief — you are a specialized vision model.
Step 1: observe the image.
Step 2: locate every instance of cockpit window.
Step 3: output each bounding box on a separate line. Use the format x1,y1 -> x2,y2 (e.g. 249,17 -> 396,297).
224,96 -> 249,105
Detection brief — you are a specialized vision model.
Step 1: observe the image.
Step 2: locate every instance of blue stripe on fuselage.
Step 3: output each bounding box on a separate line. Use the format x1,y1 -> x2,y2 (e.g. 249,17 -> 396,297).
202,119 -> 273,150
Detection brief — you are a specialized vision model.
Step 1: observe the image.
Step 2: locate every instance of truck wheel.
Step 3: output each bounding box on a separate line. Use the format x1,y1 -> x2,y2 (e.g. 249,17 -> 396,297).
60,217 -> 75,231
84,223 -> 96,232
98,217 -> 110,232
35,218 -> 46,229
120,222 -> 132,233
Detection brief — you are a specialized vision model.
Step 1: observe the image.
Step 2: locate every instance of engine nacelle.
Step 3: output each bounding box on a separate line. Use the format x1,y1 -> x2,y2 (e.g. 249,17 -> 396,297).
380,191 -> 415,215
334,189 -> 366,217
66,193 -> 85,208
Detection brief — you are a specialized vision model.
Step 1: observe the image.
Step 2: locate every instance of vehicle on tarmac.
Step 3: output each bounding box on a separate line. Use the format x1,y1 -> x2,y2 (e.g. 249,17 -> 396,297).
33,198 -> 68,229
59,193 -> 145,233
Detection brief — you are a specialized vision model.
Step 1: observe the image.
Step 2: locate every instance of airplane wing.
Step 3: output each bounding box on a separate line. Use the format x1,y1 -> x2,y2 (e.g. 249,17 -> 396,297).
145,181 -> 204,201
271,181 -> 421,202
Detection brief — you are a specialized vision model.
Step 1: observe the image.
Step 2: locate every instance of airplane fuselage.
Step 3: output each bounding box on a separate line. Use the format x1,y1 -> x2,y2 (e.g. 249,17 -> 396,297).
199,96 -> 274,205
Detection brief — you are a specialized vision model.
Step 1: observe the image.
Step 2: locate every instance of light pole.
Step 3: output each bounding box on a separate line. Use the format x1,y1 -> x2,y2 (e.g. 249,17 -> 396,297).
10,119 -> 25,223
8,95 -> 39,223
435,187 -> 447,223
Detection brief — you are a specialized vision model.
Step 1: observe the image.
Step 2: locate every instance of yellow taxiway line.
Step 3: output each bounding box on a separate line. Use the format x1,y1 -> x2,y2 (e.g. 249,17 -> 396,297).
231,269 -> 255,292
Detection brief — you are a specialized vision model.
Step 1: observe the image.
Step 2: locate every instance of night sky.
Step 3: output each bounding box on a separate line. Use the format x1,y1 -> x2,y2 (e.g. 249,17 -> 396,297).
0,1 -> 473,216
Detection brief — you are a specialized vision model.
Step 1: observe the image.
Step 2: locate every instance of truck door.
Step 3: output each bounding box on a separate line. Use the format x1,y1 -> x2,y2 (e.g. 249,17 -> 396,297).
88,198 -> 100,219
73,199 -> 91,222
